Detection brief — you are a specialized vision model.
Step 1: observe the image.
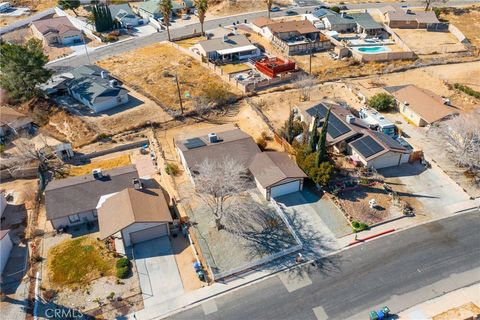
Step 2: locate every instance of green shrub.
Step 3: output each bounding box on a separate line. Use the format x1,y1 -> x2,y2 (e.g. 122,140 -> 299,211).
165,162 -> 179,176
454,83 -> 480,99
308,161 -> 334,186
330,6 -> 341,13
116,266 -> 129,279
0,144 -> 5,154
352,220 -> 368,232
116,257 -> 129,268
368,93 -> 395,112
106,292 -> 115,300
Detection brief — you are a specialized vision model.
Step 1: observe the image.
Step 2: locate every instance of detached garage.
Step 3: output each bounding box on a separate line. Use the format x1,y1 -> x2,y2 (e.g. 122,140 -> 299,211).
249,152 -> 307,201
98,187 -> 173,254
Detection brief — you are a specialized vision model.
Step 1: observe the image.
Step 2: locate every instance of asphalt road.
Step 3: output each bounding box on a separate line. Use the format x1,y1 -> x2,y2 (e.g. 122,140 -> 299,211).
169,210 -> 480,320
47,0 -> 479,70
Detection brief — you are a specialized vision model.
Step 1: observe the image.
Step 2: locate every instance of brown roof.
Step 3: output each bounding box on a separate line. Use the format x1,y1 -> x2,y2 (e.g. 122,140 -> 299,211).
386,9 -> 439,24
0,106 -> 32,127
98,188 -> 172,240
267,20 -> 320,35
175,124 -> 261,170
391,85 -> 458,123
31,17 -> 80,36
249,152 -> 307,188
251,16 -> 275,28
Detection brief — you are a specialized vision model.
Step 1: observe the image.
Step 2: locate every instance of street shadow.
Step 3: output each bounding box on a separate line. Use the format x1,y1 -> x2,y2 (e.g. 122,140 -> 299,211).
1,245 -> 29,295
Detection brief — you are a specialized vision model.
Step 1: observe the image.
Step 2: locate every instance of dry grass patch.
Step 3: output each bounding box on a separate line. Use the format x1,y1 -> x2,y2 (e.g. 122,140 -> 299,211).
175,36 -> 206,48
221,63 -> 251,74
442,6 -> 480,49
97,43 -> 238,112
68,154 -> 131,176
47,236 -> 116,289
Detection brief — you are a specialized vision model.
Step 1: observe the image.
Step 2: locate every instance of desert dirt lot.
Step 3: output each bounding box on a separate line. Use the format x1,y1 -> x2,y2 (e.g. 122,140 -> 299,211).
394,28 -> 467,55
97,43 -> 239,113
442,6 -> 480,49
208,0 -> 292,17
351,61 -> 480,112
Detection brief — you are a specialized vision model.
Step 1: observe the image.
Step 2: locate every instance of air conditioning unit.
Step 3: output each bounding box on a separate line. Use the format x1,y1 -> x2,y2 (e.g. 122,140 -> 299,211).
208,133 -> 218,143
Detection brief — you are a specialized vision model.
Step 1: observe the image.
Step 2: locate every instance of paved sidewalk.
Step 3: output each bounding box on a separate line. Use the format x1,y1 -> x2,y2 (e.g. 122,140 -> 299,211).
397,283 -> 480,319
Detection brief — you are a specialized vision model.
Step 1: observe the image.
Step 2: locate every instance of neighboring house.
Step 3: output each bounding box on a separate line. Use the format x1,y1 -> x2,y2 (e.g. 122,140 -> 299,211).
193,34 -> 261,62
255,56 -> 296,78
66,65 -> 129,113
0,106 -> 33,138
323,12 -> 384,35
388,85 -> 459,126
98,187 -> 172,254
45,165 -> 140,229
250,16 -> 275,35
31,17 -> 82,45
249,152 -> 307,200
382,7 -> 440,29
137,0 -> 193,20
0,229 -> 13,274
295,101 -> 366,152
175,124 -> 261,182
109,3 -> 141,27
265,20 -> 332,55
349,131 -> 410,169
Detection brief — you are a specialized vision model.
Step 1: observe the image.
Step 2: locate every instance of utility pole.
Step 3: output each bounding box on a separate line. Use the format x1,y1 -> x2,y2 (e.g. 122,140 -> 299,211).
175,73 -> 184,115
309,50 -> 312,75
82,32 -> 91,65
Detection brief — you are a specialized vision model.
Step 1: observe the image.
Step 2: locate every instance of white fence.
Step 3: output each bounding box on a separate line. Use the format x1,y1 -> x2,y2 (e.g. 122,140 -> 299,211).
0,8 -> 55,35
214,200 -> 303,280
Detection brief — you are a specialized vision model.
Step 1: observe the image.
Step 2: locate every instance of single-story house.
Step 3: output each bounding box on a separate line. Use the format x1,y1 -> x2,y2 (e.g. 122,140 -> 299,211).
388,85 -> 459,126
193,34 -> 261,62
349,131 -> 410,169
137,0 -> 193,20
250,16 -> 275,35
1,229 -> 13,274
31,17 -> 82,45
0,107 -> 33,138
66,65 -> 129,113
45,165 -> 140,229
175,124 -> 261,181
266,20 -> 332,55
323,12 -> 383,35
109,3 -> 141,27
249,152 -> 307,200
98,187 -> 172,253
295,101 -> 366,152
382,7 -> 440,29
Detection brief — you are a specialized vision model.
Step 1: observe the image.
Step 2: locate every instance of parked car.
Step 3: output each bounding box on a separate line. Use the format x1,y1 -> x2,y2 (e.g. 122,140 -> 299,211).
338,5 -> 348,10
285,10 -> 298,15
270,6 -> 280,12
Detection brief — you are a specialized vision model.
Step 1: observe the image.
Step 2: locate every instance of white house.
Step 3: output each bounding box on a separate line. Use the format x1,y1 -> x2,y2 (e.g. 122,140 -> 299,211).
349,131 -> 411,169
66,65 -> 129,113
249,152 -> 307,200
1,230 -> 13,274
193,34 -> 261,62
98,187 -> 172,254
109,3 -> 141,27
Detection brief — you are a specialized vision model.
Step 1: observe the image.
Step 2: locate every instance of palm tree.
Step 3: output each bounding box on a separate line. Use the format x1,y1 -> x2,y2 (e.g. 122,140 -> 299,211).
266,0 -> 273,19
159,0 -> 173,41
194,0 -> 208,36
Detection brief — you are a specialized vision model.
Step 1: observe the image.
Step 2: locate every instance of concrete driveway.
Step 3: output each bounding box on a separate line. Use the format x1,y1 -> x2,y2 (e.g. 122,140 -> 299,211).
133,237 -> 184,306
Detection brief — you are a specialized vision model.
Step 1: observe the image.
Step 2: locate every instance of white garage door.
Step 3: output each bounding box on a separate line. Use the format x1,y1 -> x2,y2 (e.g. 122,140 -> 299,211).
270,180 -> 301,199
130,224 -> 168,245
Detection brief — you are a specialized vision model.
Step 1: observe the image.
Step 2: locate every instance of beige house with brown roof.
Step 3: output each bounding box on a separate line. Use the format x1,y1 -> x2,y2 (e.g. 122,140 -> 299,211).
31,17 -> 82,45
98,187 -> 172,253
249,152 -> 307,200
381,6 -> 441,29
389,85 -> 459,126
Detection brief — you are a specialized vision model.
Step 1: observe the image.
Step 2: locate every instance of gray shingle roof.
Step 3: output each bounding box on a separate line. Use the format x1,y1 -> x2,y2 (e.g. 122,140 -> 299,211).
249,152 -> 307,188
45,165 -> 139,220
349,12 -> 383,30
67,65 -> 128,105
109,3 -> 135,19
197,35 -> 253,53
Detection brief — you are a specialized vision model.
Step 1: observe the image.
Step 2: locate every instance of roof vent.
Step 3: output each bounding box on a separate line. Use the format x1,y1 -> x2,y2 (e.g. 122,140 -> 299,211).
92,168 -> 103,179
109,79 -> 118,88
346,115 -> 355,124
403,101 -> 409,106
133,178 -> 142,190
101,71 -> 108,79
208,133 -> 219,143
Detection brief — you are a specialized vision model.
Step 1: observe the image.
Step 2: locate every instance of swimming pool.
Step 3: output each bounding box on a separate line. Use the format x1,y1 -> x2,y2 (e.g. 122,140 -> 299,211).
353,46 -> 391,54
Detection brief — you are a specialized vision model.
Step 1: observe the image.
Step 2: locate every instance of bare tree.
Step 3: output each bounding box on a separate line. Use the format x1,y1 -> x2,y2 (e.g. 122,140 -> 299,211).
431,111 -> 480,182
192,157 -> 254,230
295,73 -> 317,101
422,0 -> 448,11
194,97 -> 213,117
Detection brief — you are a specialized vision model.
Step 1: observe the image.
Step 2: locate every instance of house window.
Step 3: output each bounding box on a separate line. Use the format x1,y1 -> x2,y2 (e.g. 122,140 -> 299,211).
68,214 -> 80,223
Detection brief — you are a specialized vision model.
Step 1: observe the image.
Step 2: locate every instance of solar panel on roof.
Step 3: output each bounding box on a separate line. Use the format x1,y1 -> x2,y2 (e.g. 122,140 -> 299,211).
327,114 -> 351,139
351,136 -> 384,158
306,103 -> 328,118
184,138 -> 206,149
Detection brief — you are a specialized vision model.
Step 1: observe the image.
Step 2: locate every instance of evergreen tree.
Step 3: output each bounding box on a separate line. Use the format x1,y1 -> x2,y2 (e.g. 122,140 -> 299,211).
316,108 -> 331,167
106,5 -> 113,30
285,109 -> 295,144
92,5 -> 99,31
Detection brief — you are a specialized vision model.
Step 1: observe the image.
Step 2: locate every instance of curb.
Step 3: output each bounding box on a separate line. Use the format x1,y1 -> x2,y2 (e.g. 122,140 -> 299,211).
348,229 -> 396,246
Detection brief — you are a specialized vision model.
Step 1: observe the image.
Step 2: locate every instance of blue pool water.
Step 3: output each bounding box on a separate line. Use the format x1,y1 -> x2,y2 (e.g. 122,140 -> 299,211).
354,46 -> 391,54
